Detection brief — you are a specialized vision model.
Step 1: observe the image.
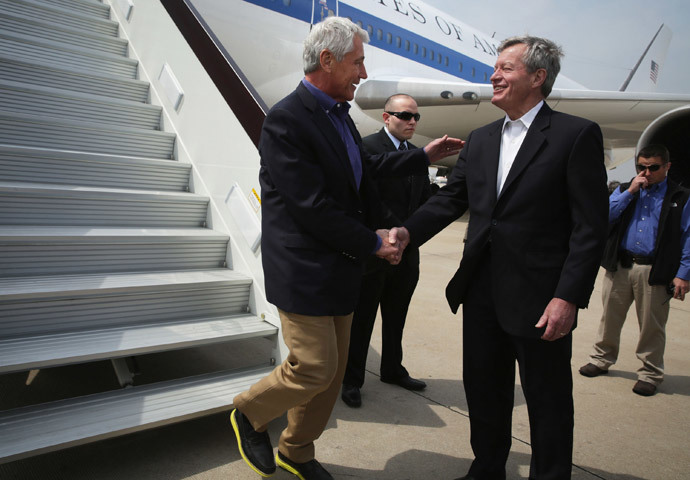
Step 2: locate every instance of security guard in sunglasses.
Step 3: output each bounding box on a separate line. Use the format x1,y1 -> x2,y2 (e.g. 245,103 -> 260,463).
341,93 -> 432,408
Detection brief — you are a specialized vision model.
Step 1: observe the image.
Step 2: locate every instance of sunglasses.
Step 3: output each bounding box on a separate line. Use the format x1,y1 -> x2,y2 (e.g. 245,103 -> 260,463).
635,164 -> 664,173
386,111 -> 421,122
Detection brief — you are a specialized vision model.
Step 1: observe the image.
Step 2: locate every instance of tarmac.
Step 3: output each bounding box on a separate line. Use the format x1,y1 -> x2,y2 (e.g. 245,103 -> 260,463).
2,215 -> 689,480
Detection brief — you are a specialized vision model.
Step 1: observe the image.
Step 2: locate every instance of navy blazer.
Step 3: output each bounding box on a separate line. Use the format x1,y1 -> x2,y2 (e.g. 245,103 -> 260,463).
405,104 -> 609,337
259,83 -> 429,316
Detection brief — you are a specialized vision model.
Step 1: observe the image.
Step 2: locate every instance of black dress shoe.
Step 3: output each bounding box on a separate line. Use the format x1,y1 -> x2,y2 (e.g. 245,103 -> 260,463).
341,384 -> 361,408
452,476 -> 477,480
380,374 -> 426,391
276,451 -> 333,479
230,409 -> 276,477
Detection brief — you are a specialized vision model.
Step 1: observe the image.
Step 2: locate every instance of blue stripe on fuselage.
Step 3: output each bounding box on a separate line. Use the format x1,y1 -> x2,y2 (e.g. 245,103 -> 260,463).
243,0 -> 494,83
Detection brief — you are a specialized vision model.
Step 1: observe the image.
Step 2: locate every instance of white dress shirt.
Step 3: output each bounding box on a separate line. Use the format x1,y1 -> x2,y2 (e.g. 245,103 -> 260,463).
496,100 -> 544,194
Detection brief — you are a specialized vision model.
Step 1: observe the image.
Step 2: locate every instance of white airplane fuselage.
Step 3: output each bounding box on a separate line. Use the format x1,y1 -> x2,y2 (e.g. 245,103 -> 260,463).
190,0 -> 690,169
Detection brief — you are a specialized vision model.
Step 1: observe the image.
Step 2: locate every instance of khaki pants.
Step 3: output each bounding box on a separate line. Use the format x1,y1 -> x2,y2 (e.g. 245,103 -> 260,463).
589,263 -> 670,385
232,309 -> 352,462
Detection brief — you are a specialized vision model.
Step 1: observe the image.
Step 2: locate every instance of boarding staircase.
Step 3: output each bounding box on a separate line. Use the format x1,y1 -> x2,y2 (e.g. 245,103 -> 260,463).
0,0 -> 277,462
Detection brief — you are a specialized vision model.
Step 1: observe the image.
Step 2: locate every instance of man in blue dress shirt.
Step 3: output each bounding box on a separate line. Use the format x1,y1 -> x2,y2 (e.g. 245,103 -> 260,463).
580,144 -> 690,396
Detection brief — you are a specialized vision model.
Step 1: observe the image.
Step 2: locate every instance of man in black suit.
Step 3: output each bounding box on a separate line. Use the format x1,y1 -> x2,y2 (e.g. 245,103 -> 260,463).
397,36 -> 609,479
228,17 -> 463,480
341,94 -> 432,408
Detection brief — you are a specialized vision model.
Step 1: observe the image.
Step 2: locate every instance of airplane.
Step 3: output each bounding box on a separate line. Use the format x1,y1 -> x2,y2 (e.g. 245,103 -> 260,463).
189,0 -> 690,181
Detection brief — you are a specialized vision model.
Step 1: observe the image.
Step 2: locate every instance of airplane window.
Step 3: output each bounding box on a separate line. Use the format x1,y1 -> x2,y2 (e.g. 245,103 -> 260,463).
438,55 -> 443,64
396,36 -> 401,48
283,0 -> 290,5
367,25 -> 373,35
458,62 -> 463,72
405,39 -> 410,51
484,72 -> 488,81
422,46 -> 427,57
356,20 -> 363,28
386,32 -> 392,44
472,67 -> 476,77
377,28 -> 383,41
413,44 -> 418,54
444,57 -> 449,66
430,50 -> 434,61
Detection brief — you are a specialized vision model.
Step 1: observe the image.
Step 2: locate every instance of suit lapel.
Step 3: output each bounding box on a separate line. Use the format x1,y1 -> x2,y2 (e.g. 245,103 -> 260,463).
296,84 -> 359,191
377,128 -> 396,151
483,120 -> 503,206
497,104 -> 551,202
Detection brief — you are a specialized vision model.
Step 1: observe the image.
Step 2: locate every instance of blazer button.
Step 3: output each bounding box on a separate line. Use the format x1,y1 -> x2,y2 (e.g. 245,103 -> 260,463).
491,219 -> 498,226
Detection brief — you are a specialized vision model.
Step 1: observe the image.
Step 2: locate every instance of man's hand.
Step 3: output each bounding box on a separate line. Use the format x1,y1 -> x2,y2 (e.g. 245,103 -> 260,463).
392,226 -> 410,251
672,277 -> 689,301
424,135 -> 465,163
628,171 -> 648,193
535,298 -> 576,341
375,229 -> 402,264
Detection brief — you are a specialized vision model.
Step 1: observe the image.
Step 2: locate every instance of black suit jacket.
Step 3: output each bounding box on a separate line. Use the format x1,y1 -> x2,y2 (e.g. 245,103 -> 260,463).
259,83 -> 429,316
405,103 -> 609,337
362,128 -> 432,224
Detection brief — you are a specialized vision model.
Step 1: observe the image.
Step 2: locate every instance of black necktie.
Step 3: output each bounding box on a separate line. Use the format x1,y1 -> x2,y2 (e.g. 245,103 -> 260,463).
398,142 -> 407,151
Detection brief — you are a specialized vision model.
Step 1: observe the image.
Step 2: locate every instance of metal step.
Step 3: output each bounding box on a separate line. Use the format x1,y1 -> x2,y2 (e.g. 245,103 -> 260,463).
0,366 -> 274,463
0,10 -> 127,56
0,314 -> 277,373
0,0 -> 118,37
0,182 -> 208,227
0,226 -> 229,276
0,80 -> 162,130
0,56 -> 149,102
0,31 -> 138,78
0,270 -> 254,338
39,0 -> 111,19
0,0 -> 276,465
0,145 -> 190,192
0,111 -> 175,159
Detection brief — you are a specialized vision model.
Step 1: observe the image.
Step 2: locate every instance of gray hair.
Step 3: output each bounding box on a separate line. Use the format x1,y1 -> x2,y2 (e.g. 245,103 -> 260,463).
303,17 -> 369,74
498,36 -> 563,98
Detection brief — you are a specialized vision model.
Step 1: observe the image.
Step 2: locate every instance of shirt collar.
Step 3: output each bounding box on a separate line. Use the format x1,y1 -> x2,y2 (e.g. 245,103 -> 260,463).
383,126 -> 404,149
302,78 -> 350,117
502,100 -> 544,131
644,177 -> 668,195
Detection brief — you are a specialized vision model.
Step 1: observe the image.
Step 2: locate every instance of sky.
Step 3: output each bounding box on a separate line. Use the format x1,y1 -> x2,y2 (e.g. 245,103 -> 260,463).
422,0 -> 690,94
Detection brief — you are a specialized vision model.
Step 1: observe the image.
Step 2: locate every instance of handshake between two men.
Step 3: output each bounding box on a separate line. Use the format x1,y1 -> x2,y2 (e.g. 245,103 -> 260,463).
374,133 -> 464,265
375,227 -> 411,265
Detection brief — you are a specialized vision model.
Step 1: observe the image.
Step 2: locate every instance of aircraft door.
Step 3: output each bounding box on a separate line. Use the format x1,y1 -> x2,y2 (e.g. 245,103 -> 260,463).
311,0 -> 338,25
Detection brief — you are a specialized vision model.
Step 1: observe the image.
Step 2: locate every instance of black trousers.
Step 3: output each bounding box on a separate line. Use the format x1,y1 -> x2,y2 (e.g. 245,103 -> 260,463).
342,248 -> 420,388
463,255 -> 574,480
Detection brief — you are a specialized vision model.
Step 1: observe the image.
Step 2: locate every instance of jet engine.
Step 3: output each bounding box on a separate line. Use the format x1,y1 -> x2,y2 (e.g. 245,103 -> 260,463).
637,105 -> 690,187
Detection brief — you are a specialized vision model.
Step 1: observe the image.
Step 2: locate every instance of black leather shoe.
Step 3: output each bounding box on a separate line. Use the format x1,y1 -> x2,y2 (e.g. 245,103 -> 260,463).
276,451 -> 333,479
230,409 -> 276,477
452,476 -> 478,480
380,374 -> 426,391
341,384 -> 361,408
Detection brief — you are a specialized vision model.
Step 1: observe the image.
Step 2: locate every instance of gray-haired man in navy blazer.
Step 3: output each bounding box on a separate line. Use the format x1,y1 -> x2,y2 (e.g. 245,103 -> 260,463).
228,16 -> 463,480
